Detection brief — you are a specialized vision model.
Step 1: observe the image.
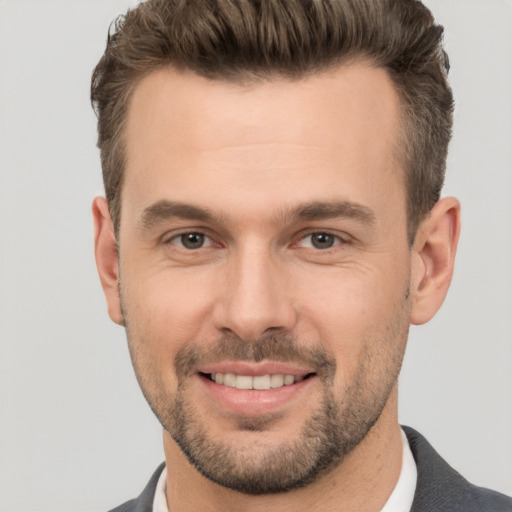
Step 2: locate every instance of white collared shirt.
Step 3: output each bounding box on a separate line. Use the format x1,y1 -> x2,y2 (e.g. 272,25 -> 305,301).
152,429 -> 417,512
379,429 -> 418,512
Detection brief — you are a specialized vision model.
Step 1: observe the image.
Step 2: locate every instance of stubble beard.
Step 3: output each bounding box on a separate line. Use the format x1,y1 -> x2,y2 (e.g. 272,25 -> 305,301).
166,374 -> 382,494
124,317 -> 409,495
121,276 -> 411,495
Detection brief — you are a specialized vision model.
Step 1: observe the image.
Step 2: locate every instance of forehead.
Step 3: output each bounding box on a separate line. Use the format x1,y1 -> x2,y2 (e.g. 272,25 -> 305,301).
122,64 -> 404,228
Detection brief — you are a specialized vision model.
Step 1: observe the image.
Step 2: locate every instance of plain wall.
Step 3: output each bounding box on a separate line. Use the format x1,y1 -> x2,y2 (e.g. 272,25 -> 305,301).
0,0 -> 511,510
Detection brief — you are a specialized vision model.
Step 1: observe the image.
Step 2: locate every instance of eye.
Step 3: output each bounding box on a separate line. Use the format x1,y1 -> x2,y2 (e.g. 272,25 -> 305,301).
170,232 -> 212,250
298,232 -> 342,250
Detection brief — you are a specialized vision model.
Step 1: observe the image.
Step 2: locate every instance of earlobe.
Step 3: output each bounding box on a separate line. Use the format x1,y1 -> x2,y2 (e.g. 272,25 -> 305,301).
410,197 -> 461,325
92,196 -> 124,326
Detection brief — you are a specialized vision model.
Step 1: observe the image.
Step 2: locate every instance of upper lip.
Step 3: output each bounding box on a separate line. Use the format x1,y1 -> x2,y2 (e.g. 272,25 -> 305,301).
198,361 -> 315,377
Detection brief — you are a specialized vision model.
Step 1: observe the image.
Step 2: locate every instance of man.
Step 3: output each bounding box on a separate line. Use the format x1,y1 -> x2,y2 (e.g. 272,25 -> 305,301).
90,0 -> 512,510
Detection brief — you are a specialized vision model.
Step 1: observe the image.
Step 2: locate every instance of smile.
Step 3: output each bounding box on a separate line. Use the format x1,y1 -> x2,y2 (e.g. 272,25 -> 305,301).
206,372 -> 314,390
196,365 -> 318,415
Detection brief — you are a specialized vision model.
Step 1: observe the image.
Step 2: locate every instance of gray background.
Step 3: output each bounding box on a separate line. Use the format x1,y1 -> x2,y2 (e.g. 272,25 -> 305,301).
0,0 -> 511,510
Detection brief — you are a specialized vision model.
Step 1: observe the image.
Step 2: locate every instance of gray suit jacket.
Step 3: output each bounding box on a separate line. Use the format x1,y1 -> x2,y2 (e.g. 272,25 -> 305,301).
109,427 -> 512,511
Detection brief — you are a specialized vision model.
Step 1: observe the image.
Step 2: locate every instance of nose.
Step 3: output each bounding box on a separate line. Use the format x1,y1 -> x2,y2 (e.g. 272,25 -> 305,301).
212,245 -> 297,342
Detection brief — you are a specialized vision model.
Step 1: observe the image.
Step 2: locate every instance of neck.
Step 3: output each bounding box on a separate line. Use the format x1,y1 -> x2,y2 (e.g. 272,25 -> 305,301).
163,389 -> 403,512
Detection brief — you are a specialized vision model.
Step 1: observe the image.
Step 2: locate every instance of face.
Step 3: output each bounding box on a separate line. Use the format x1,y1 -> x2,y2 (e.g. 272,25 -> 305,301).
116,64 -> 413,493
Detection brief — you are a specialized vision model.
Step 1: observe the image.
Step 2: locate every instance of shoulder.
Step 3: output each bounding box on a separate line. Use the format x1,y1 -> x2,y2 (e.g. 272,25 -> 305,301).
403,426 -> 512,512
107,463 -> 166,512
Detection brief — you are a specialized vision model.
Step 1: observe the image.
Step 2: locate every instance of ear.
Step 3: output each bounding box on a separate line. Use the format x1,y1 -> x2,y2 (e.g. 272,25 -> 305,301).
92,196 -> 124,325
410,197 -> 461,325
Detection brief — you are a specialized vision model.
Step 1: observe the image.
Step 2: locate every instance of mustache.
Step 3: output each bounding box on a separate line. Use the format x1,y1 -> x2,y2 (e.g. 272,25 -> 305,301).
174,333 -> 336,380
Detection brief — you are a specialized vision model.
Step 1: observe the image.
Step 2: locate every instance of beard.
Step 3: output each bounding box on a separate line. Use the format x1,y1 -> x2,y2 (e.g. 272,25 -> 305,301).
124,305 -> 410,495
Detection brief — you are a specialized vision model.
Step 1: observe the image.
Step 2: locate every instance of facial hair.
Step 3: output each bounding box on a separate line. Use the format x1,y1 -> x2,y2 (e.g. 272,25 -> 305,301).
124,305 -> 410,495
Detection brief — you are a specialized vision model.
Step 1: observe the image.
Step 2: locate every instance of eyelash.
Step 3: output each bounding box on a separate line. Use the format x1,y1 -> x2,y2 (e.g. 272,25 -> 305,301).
164,230 -> 348,251
165,231 -> 216,250
295,232 -> 346,250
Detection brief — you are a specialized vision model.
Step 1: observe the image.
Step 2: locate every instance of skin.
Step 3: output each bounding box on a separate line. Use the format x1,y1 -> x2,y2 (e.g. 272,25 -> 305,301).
93,63 -> 460,512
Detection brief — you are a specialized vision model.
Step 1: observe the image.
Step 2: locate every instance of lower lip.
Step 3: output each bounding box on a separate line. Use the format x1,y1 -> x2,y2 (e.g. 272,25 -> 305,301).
198,374 -> 315,416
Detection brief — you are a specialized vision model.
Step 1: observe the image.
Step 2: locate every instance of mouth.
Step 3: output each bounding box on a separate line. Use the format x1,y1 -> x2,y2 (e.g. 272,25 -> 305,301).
195,362 -> 319,415
200,371 -> 316,390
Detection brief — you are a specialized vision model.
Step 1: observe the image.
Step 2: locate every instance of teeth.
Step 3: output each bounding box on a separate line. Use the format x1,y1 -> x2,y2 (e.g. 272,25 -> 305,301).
270,374 -> 284,388
235,375 -> 253,390
223,373 -> 236,387
284,375 -> 294,385
253,375 -> 271,390
209,373 -> 304,390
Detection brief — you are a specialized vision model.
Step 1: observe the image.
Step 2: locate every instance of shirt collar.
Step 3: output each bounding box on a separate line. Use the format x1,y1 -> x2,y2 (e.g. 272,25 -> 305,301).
152,428 -> 417,512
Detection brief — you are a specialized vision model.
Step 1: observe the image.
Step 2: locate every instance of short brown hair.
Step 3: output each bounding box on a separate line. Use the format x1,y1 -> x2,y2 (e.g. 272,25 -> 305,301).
91,0 -> 453,242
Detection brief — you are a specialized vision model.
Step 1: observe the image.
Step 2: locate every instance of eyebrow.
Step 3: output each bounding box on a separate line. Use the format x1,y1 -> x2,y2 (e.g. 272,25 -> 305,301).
140,200 -> 215,229
139,199 -> 375,230
287,201 -> 376,225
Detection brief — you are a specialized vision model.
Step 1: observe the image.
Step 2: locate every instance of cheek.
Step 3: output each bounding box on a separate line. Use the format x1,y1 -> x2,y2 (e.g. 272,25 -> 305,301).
121,264 -> 222,351
120,275 -> 206,398
293,258 -> 411,370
